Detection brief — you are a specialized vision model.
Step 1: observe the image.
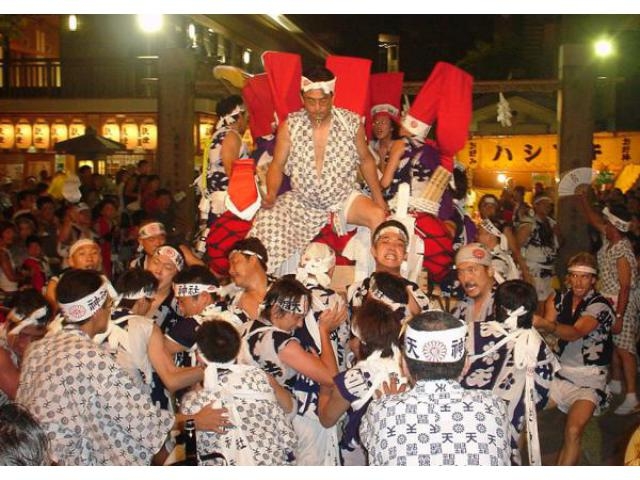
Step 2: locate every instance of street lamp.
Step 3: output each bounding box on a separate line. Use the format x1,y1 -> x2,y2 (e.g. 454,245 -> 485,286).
594,38 -> 614,58
137,14 -> 163,34
68,15 -> 78,32
593,37 -> 617,131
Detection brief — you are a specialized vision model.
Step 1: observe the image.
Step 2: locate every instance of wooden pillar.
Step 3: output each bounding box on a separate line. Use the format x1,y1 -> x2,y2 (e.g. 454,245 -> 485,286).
157,47 -> 196,239
556,44 -> 595,276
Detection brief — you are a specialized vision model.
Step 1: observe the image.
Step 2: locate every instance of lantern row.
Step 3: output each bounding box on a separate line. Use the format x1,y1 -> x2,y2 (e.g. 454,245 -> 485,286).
0,118 -> 159,151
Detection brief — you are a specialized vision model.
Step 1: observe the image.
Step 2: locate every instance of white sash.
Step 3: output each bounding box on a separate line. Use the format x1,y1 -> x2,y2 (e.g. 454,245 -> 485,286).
469,321 -> 560,466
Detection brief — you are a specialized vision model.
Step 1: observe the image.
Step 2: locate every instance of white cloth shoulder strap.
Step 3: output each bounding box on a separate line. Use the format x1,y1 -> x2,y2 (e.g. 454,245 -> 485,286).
350,346 -> 406,411
469,321 -> 559,466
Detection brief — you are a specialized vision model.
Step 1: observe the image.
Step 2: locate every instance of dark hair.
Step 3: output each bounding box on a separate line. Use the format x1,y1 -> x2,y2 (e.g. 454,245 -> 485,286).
608,203 -> 632,223
262,277 -> 310,323
9,288 -> 51,328
56,269 -> 105,310
137,159 -> 149,169
369,271 -> 409,305
24,235 -> 41,248
155,188 -> 172,199
451,168 -> 468,200
93,197 -> 118,220
0,402 -> 50,465
173,265 -> 219,298
403,311 -> 466,381
34,183 -> 49,195
228,237 -> 268,271
514,185 -> 526,196
301,65 -> 335,84
36,196 -> 55,210
16,189 -> 36,205
0,220 -> 16,236
494,280 -> 537,329
196,320 -> 240,364
14,214 -> 36,230
146,174 -> 161,185
353,298 -> 401,360
114,268 -> 158,309
115,168 -> 129,184
78,165 -> 92,175
216,94 -> 244,117
479,193 -> 499,208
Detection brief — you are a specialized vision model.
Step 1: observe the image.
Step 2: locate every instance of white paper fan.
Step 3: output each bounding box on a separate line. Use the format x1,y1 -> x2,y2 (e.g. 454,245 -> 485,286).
558,167 -> 594,197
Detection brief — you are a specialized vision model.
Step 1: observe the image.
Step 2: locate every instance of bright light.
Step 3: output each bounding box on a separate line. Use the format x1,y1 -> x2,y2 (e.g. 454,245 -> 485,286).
497,173 -> 507,184
137,14 -> 163,34
242,49 -> 251,65
594,38 -> 614,58
68,15 -> 78,32
188,23 -> 197,47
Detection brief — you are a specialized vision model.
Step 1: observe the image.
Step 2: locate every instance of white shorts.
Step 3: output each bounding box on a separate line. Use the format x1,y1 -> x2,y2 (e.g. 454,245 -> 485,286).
549,376 -> 603,416
292,414 -> 340,466
333,190 -> 365,236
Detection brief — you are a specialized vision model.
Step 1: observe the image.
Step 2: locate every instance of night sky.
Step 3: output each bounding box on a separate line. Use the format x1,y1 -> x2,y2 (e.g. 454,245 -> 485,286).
288,14 -> 498,81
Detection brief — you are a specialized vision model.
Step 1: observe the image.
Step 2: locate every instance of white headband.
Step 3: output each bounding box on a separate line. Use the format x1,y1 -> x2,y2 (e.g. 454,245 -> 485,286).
404,323 -> 467,363
122,285 -> 156,300
371,104 -> 400,118
173,283 -> 219,298
229,249 -> 265,263
276,295 -> 309,315
480,197 -> 498,206
301,76 -> 336,95
59,282 -> 110,323
216,104 -> 246,130
479,218 -> 509,251
602,207 -> 630,232
154,245 -> 184,271
533,195 -> 552,205
502,305 -> 527,330
401,113 -> 431,140
373,225 -> 409,246
368,283 -> 405,323
351,319 -> 365,343
200,355 -> 236,393
138,222 -> 166,239
69,238 -> 99,258
568,265 -> 597,275
7,306 -> 48,336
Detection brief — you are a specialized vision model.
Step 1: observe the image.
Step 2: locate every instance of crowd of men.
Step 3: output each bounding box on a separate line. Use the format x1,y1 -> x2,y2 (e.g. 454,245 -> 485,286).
1,60 -> 640,467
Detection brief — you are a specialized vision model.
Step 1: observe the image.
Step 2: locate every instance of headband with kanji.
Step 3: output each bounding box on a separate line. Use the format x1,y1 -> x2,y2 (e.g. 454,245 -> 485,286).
242,73 -> 276,142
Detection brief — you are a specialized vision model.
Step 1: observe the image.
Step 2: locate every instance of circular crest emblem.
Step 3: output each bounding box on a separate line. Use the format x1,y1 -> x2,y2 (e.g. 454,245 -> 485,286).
422,340 -> 447,362
68,304 -> 87,320
410,120 -> 418,128
472,248 -> 486,259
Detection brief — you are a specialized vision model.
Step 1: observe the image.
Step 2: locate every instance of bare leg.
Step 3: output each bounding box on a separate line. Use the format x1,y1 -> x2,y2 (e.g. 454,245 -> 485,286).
346,194 -> 386,232
618,347 -> 638,396
611,348 -> 623,383
557,400 -> 596,466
